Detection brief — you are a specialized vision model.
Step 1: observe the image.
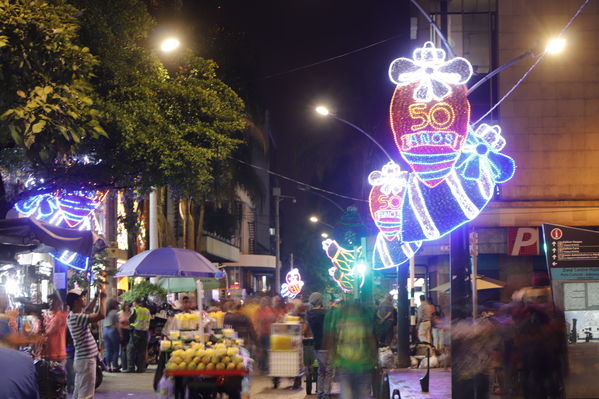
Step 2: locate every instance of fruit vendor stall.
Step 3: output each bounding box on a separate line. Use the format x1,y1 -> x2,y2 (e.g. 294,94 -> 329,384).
160,336 -> 250,399
114,247 -> 252,397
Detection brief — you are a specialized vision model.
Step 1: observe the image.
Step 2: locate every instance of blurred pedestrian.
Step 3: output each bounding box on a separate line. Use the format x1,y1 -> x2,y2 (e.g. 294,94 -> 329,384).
43,292 -> 68,363
40,292 -> 68,399
117,301 -> 130,372
224,303 -> 257,347
0,289 -> 42,348
375,294 -> 394,347
0,346 -> 40,399
417,295 -> 434,344
272,295 -> 286,321
102,299 -> 120,372
255,296 -> 275,372
307,292 -> 333,399
125,298 -> 150,373
329,300 -> 377,399
66,286 -> 107,399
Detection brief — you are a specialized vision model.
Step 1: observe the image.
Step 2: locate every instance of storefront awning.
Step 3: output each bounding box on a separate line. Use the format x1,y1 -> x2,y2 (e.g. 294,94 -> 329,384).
0,217 -> 104,258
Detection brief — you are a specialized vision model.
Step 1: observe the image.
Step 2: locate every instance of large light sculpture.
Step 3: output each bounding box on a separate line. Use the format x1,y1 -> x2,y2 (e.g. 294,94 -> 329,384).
15,188 -> 107,271
280,268 -> 304,299
368,42 -> 515,269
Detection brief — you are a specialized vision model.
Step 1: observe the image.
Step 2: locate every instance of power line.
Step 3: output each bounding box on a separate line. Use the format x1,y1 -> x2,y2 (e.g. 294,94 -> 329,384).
248,33 -> 404,82
410,0 -> 455,58
228,157 -> 367,203
473,0 -> 590,126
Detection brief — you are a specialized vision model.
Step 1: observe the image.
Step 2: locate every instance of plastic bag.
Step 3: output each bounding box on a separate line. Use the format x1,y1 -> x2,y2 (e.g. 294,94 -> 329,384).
157,376 -> 174,397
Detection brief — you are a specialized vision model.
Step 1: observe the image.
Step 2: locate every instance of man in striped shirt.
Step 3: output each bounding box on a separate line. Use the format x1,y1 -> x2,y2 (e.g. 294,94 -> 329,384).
66,287 -> 106,399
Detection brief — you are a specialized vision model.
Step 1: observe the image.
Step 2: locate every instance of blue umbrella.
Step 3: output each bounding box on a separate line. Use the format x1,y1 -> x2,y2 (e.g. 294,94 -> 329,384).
115,247 -> 224,278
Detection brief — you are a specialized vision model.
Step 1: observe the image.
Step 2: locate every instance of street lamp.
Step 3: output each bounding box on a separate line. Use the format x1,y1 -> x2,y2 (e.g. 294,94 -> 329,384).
160,37 -> 180,53
315,106 -> 330,116
468,38 -> 567,95
321,232 -> 329,239
309,215 -> 334,229
315,106 -> 394,162
546,38 -> 566,54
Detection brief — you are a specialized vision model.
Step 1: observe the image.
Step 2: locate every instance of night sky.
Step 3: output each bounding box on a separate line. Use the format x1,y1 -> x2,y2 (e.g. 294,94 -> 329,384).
160,0 -> 412,270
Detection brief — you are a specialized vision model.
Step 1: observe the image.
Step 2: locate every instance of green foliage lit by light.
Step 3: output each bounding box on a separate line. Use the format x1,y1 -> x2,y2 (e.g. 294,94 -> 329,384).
121,280 -> 167,303
0,0 -> 105,164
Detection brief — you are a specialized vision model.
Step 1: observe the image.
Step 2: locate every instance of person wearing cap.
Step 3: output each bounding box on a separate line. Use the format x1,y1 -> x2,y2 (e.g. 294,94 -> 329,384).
66,286 -> 106,399
307,292 -> 333,399
125,298 -> 150,373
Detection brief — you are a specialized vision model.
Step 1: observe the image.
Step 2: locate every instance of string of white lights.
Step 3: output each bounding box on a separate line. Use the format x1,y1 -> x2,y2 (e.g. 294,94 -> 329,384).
473,0 -> 590,126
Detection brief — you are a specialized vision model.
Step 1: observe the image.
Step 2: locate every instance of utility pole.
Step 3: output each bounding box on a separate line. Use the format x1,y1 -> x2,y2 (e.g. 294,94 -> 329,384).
274,187 -> 281,291
273,187 -> 295,292
397,263 -> 410,367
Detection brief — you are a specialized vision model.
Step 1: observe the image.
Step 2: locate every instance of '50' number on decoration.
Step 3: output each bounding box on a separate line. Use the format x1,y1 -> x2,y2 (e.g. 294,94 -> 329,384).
408,102 -> 455,132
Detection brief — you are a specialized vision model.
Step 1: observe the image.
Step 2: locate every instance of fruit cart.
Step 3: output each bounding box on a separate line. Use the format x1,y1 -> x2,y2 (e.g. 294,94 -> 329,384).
165,369 -> 248,399
269,322 -> 303,389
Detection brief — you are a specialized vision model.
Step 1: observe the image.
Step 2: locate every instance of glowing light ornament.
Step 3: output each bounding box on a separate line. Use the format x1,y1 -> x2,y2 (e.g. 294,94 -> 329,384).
57,190 -> 107,228
389,41 -> 472,188
280,268 -> 304,299
322,239 -> 365,293
14,188 -> 107,272
367,42 -> 515,269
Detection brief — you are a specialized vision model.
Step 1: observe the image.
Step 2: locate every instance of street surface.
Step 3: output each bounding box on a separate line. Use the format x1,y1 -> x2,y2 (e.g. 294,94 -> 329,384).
89,366 -> 451,398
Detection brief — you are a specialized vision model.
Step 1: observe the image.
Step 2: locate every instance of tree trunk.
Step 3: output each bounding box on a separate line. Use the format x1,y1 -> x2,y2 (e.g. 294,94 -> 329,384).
195,200 -> 206,252
0,174 -> 14,219
123,192 -> 140,259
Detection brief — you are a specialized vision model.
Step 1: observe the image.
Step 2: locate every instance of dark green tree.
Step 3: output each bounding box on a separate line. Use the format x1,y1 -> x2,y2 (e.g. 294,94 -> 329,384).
0,0 -> 106,216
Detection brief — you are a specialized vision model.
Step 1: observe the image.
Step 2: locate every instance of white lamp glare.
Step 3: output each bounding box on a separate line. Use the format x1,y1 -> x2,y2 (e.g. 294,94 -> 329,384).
161,37 -> 181,53
321,232 -> 329,239
546,38 -> 566,54
315,106 -> 330,116
309,216 -> 319,223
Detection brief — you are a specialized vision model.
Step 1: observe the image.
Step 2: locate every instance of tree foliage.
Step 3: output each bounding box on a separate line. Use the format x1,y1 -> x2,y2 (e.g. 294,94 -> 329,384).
0,0 -> 105,164
70,0 -> 246,197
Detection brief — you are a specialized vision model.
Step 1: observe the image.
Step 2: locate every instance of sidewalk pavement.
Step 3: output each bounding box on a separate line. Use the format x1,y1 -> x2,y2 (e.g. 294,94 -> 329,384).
86,365 -> 451,398
388,368 -> 451,399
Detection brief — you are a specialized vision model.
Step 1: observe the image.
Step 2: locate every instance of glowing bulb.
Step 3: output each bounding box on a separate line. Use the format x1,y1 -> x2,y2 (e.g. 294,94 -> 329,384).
321,232 -> 329,238
161,38 -> 180,53
546,38 -> 566,54
315,106 -> 330,116
309,216 -> 319,223
355,262 -> 367,275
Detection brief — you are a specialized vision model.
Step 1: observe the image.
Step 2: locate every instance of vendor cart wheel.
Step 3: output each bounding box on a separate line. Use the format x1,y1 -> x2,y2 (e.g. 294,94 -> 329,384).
293,376 -> 301,390
273,377 -> 280,389
306,372 -> 313,395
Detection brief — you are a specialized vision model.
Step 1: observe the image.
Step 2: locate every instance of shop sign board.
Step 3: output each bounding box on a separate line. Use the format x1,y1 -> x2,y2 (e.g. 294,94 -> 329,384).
542,224 -> 599,280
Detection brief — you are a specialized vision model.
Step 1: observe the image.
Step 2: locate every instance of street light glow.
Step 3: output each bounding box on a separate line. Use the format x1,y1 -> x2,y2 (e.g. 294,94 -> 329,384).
315,106 -> 330,116
161,37 -> 181,53
309,216 -> 319,223
321,232 -> 329,239
546,38 -> 566,54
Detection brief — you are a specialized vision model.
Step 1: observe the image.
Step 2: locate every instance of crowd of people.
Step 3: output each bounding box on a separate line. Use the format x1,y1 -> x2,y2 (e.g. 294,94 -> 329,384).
0,284 -> 448,399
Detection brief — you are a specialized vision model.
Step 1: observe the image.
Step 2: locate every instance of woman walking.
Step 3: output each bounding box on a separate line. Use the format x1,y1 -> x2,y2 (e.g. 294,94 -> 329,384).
103,299 -> 121,372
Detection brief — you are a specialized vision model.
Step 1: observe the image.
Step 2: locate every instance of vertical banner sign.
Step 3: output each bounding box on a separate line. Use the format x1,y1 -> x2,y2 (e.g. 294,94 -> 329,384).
364,42 -> 515,269
542,224 -> 599,280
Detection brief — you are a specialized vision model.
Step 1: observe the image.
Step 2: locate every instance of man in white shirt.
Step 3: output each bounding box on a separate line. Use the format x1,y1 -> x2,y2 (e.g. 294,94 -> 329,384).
66,287 -> 106,399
